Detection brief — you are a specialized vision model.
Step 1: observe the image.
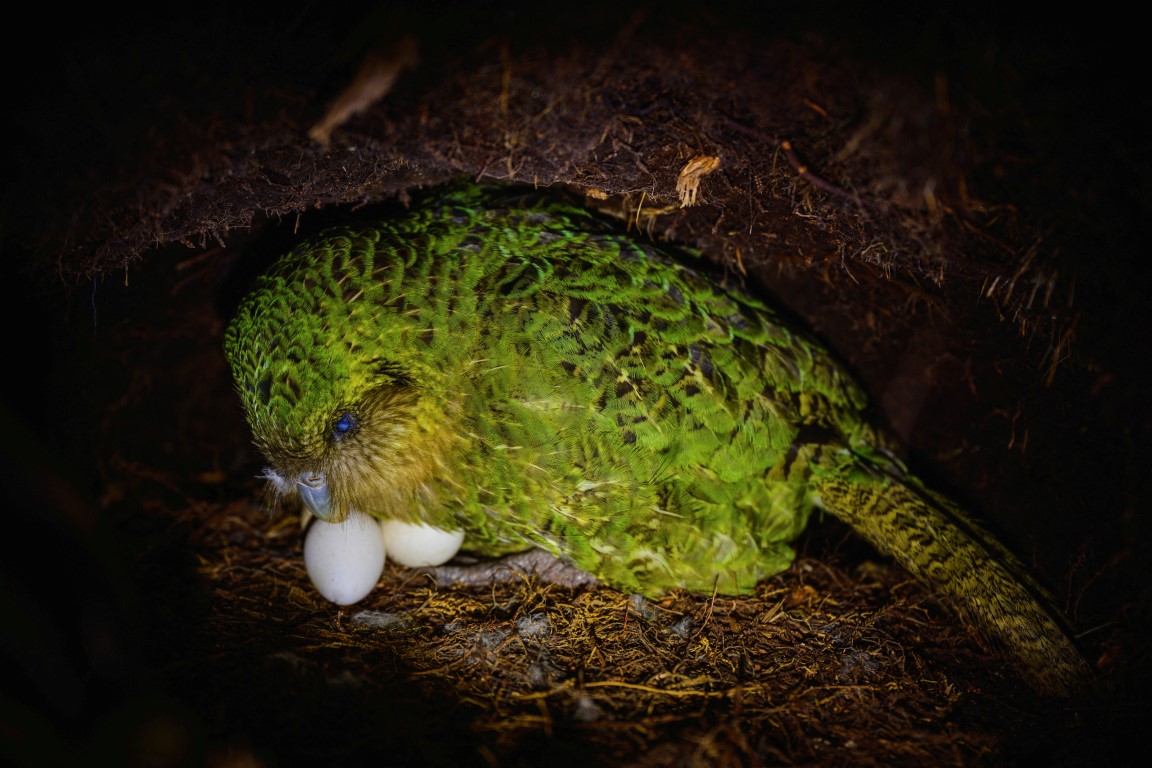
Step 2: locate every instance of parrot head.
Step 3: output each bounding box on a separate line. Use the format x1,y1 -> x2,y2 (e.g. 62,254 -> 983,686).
249,372 -> 429,524
223,251 -> 459,526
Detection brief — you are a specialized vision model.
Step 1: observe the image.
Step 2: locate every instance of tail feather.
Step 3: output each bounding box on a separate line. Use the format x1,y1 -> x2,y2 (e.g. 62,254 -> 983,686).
815,474 -> 1092,696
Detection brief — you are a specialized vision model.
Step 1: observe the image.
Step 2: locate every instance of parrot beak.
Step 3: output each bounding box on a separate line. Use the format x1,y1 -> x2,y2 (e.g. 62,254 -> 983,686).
296,472 -> 334,520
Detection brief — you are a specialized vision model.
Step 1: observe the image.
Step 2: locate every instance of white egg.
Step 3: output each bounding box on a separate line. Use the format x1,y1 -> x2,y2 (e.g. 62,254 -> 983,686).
380,520 -> 465,567
303,509 -> 386,605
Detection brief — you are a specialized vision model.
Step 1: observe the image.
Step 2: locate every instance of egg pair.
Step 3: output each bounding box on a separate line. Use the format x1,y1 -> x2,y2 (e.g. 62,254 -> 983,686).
303,511 -> 465,604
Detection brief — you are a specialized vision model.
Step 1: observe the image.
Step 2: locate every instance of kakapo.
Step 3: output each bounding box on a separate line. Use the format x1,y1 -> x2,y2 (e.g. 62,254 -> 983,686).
224,182 -> 1090,695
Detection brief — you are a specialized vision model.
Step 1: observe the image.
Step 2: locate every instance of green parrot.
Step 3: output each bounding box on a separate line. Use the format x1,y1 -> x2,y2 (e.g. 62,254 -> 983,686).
223,181 -> 1090,696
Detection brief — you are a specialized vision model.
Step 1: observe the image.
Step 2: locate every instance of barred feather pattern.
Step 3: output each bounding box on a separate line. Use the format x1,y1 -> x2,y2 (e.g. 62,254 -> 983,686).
223,182 -> 1091,695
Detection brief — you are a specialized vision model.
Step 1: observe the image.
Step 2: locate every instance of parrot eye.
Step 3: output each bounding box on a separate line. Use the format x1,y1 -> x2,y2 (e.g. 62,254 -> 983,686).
332,412 -> 358,440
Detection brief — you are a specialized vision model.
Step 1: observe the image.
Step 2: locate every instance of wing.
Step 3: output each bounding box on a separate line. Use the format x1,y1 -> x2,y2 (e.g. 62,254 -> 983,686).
394,186 -> 885,594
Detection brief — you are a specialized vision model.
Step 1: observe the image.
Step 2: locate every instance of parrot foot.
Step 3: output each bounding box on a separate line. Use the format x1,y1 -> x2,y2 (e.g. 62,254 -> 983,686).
419,548 -> 598,590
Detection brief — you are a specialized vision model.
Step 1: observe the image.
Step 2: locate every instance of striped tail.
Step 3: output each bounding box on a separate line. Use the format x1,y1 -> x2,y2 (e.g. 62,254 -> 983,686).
814,473 -> 1092,696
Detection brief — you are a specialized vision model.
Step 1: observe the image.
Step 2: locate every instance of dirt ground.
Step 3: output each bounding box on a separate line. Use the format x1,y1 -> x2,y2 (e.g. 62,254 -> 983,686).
2,2 -> 1148,766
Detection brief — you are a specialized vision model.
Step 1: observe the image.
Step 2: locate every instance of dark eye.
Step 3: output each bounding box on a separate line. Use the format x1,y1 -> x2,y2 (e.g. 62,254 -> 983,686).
332,412 -> 358,440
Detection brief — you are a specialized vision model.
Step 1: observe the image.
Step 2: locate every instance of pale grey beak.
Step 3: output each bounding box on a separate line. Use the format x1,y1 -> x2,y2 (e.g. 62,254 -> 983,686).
296,472 -> 334,520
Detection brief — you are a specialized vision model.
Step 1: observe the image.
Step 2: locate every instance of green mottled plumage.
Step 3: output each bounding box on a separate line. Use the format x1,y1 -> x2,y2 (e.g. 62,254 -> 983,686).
224,182 -> 1090,695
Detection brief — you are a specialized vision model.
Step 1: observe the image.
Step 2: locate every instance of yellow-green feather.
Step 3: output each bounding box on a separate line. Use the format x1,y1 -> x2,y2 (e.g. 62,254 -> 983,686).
223,182 -> 1091,695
